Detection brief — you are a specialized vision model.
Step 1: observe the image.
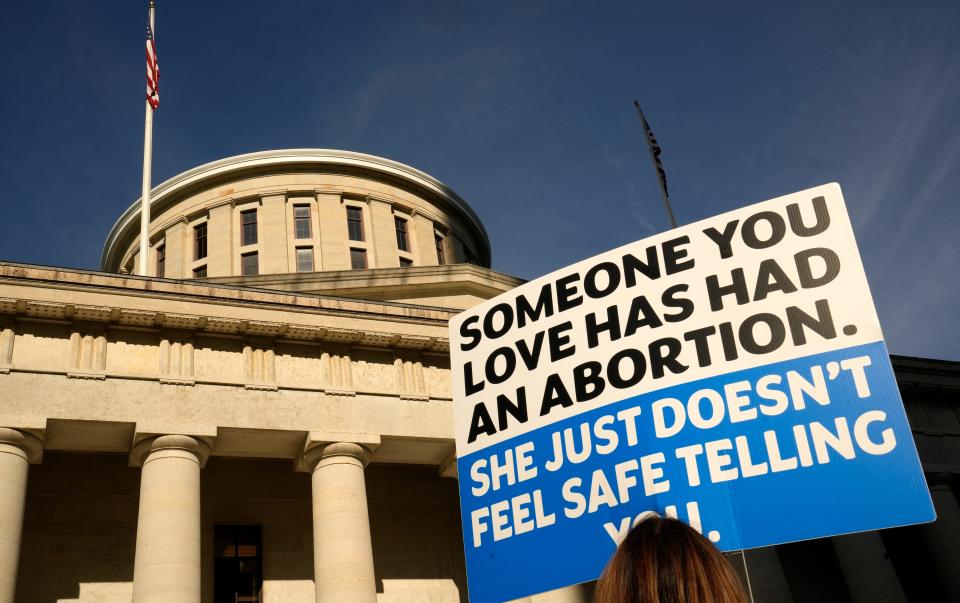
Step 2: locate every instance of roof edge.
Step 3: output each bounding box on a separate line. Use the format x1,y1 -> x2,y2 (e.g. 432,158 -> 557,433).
101,149 -> 491,271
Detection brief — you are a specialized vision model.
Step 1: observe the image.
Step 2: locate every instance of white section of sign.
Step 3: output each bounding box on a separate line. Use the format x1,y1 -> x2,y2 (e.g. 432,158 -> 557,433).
451,183 -> 881,456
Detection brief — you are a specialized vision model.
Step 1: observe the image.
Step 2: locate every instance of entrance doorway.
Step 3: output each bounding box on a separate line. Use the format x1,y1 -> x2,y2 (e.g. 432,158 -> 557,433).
214,525 -> 262,603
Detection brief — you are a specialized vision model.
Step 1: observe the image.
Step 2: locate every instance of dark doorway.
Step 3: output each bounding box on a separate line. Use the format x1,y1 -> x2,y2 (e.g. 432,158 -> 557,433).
214,525 -> 262,603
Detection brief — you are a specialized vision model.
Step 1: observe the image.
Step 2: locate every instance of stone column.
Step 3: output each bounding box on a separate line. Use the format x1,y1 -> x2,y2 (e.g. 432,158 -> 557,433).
368,197 -> 399,268
506,586 -> 587,602
315,190 -> 347,270
531,583 -> 591,602
131,435 -> 210,603
305,442 -> 377,603
0,428 -> 41,603
439,452 -> 590,603
206,202 -> 233,276
832,532 -> 906,603
259,193 -> 288,274
504,583 -> 592,602
163,219 -> 188,279
411,212 -> 439,266
921,477 -> 960,601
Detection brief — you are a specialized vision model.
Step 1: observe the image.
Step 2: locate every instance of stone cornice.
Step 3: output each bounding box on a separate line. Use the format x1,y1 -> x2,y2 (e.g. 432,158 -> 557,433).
0,263 -> 452,353
0,262 -> 456,319
205,263 -> 525,296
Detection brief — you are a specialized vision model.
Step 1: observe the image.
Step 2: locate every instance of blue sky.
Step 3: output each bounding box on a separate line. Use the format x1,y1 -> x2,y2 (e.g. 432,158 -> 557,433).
0,1 -> 957,360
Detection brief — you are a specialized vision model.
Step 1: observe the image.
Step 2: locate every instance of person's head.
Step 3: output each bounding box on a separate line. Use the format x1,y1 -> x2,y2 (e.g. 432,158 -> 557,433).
594,515 -> 747,603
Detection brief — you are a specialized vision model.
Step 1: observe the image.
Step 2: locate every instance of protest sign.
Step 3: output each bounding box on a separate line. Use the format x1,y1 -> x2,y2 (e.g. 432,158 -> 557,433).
449,183 -> 935,603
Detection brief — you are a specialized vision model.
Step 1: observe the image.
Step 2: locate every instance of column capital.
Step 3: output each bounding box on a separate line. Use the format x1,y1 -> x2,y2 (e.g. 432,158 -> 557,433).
0,428 -> 43,464
307,442 -> 370,465
129,434 -> 212,468
297,432 -> 380,472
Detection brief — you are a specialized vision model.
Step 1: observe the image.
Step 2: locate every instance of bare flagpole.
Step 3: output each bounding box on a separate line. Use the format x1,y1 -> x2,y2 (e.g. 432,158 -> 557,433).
632,100 -> 755,603
633,101 -> 678,229
139,0 -> 157,276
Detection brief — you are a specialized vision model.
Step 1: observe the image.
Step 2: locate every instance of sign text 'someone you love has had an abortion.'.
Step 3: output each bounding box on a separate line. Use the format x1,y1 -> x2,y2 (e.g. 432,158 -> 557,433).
460,193 -> 850,444
449,184 -> 934,603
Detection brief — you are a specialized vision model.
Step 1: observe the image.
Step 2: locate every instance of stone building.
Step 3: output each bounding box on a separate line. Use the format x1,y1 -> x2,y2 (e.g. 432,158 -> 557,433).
0,149 -> 957,603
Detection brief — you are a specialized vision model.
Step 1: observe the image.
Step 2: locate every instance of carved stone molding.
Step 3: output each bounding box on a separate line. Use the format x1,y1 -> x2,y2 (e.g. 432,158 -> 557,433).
159,335 -> 195,385
0,323 -> 15,374
66,329 -> 107,379
321,349 -> 355,395
0,297 -> 449,352
394,353 -> 428,401
243,343 -> 278,390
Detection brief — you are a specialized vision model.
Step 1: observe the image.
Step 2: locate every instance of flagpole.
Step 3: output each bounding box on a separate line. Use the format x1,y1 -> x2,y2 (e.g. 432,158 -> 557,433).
633,101 -> 678,229
632,100 -> 754,602
138,0 -> 157,276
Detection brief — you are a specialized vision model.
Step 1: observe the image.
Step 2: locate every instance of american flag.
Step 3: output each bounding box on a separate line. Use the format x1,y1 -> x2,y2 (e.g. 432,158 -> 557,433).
146,21 -> 159,109
640,113 -> 668,198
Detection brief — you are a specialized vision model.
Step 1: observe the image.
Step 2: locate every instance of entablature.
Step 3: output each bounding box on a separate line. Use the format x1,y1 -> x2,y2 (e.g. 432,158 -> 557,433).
0,262 -> 453,353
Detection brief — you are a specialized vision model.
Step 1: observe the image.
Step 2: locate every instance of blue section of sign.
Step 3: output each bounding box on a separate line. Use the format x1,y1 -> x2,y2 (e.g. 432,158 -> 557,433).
457,342 -> 934,603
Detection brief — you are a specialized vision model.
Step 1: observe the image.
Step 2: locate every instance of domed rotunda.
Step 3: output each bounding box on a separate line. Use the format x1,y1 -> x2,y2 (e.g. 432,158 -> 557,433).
102,149 -> 514,308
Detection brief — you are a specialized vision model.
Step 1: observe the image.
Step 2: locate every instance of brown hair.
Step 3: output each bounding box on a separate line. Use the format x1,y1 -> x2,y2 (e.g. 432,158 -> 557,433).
594,515 -> 748,603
